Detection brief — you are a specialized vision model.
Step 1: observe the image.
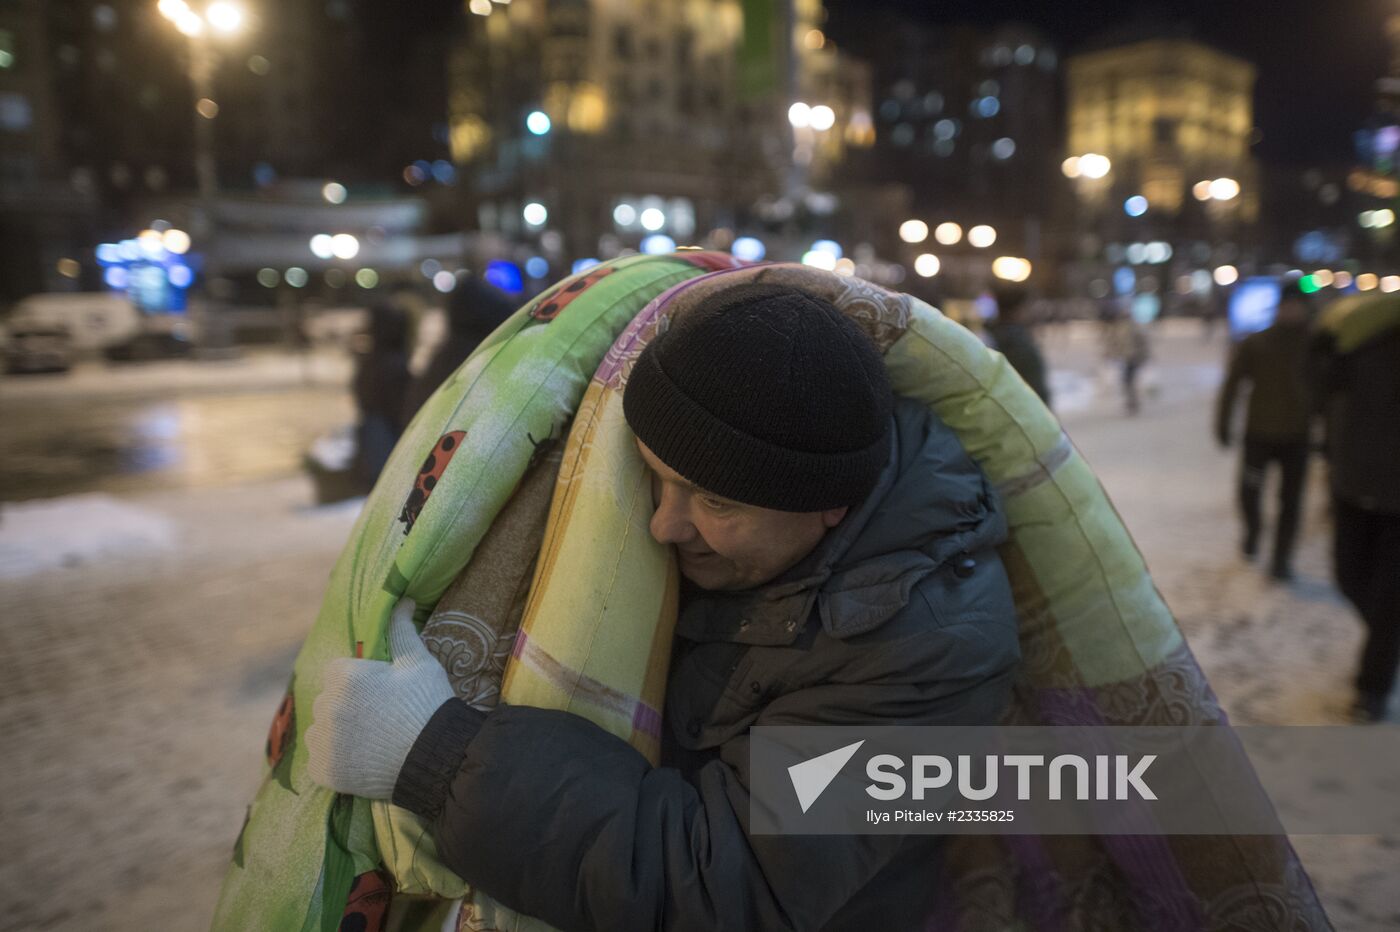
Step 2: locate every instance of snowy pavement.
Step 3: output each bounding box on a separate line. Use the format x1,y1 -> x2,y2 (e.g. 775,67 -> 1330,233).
1,326 -> 1397,930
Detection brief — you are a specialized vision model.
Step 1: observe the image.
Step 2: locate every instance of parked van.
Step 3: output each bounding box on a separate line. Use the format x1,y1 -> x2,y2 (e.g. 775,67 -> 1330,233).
2,292 -> 142,354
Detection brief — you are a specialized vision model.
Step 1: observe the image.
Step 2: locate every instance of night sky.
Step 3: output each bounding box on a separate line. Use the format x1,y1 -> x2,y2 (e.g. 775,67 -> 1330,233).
825,0 -> 1391,167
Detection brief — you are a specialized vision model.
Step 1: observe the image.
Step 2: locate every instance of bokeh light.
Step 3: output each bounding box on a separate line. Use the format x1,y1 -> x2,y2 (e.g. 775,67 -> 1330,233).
899,219 -> 929,243
914,253 -> 941,277
992,256 -> 1032,282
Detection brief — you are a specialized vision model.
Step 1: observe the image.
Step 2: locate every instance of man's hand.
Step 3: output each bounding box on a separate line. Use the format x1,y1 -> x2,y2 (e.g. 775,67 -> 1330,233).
305,596 -> 456,799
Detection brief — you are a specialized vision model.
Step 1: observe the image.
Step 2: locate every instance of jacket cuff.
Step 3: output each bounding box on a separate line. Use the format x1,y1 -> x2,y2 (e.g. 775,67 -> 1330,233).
392,698 -> 486,819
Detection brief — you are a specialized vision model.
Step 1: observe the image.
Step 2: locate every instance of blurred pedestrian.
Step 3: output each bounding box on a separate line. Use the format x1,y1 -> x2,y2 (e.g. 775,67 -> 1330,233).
1310,298 -> 1400,723
987,287 -> 1052,408
1214,282 -> 1314,580
402,277 -> 517,422
1103,307 -> 1151,415
352,304 -> 411,490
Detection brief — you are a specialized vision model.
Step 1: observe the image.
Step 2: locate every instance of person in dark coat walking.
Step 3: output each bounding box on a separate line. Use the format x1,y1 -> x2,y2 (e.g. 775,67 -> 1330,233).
402,277 -> 517,422
987,287 -> 1052,408
351,304 -> 411,490
1215,283 -> 1314,580
305,284 -> 1021,930
1310,302 -> 1400,722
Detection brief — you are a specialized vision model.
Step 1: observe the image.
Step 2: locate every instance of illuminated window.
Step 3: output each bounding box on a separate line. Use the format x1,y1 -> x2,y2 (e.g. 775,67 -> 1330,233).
613,27 -> 632,59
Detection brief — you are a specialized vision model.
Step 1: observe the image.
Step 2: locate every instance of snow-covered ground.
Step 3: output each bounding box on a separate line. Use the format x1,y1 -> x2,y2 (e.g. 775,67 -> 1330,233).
1,325 -> 1396,930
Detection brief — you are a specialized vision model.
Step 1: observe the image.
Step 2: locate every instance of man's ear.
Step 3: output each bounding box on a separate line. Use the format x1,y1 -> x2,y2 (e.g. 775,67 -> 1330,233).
820,506 -> 848,529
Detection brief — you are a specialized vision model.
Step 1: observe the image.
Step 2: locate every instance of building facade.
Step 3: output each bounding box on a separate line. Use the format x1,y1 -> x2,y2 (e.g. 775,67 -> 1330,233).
447,0 -> 872,268
1064,35 -> 1259,308
841,16 -> 1063,297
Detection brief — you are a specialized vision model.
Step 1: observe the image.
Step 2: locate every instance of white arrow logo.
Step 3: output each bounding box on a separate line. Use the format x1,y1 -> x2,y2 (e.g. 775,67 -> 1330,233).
787,740 -> 866,813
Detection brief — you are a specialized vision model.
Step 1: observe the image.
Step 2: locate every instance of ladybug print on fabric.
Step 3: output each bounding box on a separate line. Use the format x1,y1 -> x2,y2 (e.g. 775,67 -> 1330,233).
264,681 -> 296,789
528,266 -> 616,322
338,869 -> 392,932
265,689 -> 294,769
400,430 -> 467,534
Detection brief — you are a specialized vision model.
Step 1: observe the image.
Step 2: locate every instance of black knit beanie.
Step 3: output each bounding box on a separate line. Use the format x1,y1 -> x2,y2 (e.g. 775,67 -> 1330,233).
623,283 -> 894,512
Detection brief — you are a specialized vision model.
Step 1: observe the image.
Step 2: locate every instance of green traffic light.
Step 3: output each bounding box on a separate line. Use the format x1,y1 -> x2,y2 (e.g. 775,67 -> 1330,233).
1298,275 -> 1321,294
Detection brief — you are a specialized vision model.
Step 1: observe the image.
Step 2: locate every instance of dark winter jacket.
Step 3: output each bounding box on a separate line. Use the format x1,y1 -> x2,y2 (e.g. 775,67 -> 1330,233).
353,304 -> 414,484
402,280 -> 518,422
1312,325 -> 1400,513
987,320 -> 1052,407
392,397 -> 1022,931
1215,322 -> 1312,444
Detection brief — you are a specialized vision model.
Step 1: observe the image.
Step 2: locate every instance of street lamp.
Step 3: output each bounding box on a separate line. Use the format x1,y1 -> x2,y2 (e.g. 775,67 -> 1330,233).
899,219 -> 929,244
157,0 -> 247,350
156,0 -> 247,203
1077,153 -> 1111,180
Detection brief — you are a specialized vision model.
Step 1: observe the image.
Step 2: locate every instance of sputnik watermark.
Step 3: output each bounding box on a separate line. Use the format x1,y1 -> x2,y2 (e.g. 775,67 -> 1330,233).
864,752 -> 1156,802
753,725 -> 1400,836
788,740 -> 1155,823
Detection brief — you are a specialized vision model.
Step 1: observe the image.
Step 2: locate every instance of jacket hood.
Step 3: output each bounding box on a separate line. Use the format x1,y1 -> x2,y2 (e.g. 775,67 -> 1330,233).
677,397 -> 1007,646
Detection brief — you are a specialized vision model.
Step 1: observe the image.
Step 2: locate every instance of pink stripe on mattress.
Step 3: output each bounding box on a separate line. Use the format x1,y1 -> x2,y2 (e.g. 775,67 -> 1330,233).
512,629 -> 663,740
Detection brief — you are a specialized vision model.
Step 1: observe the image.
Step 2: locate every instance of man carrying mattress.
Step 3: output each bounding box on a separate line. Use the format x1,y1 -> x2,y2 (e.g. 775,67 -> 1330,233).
306,283 -> 1022,931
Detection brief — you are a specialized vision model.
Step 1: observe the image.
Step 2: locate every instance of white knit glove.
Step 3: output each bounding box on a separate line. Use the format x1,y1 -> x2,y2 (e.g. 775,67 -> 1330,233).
305,596 -> 456,799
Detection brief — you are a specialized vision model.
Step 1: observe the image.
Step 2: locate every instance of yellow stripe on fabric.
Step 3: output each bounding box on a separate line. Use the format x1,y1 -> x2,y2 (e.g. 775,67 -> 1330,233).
505,381 -> 672,746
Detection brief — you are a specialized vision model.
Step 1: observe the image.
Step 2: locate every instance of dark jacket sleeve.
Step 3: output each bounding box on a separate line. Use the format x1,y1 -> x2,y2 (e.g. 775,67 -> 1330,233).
1215,339 -> 1249,444
392,618 -> 1018,932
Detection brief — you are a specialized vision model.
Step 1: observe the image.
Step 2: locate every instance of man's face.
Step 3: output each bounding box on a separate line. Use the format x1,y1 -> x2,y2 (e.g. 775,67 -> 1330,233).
636,440 -> 848,592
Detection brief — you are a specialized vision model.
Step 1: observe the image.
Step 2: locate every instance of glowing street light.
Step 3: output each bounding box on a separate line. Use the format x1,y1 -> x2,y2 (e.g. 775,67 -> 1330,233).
330,233 -> 360,260
206,1 -> 244,34
992,256 -> 1032,282
968,225 -> 997,248
526,110 -> 551,135
914,253 -> 941,277
788,102 -> 812,128
156,0 -> 254,317
639,207 -> 666,231
1208,177 -> 1240,201
1213,265 -> 1239,286
322,181 -> 347,204
522,202 -> 548,226
1061,156 -> 1082,179
162,228 -> 191,254
809,104 -> 836,131
934,222 -> 963,245
1193,180 -> 1214,201
1077,153 -> 1111,180
899,219 -> 929,244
